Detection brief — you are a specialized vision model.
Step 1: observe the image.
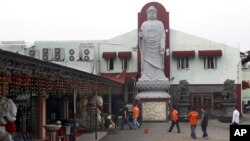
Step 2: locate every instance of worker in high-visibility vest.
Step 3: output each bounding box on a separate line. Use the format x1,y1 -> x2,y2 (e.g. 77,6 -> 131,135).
168,107 -> 180,133
133,103 -> 141,129
187,107 -> 199,139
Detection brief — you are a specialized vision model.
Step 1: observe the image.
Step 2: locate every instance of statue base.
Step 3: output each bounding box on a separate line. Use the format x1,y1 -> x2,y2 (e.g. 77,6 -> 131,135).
136,91 -> 171,121
136,80 -> 171,121
136,91 -> 171,99
219,102 -> 235,123
140,100 -> 168,121
177,102 -> 190,122
137,80 -> 170,91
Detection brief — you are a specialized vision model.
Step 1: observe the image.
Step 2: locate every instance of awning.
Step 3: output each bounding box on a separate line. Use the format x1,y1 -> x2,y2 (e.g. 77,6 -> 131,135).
118,52 -> 132,59
101,71 -> 138,84
102,52 -> 116,59
242,55 -> 250,65
172,51 -> 195,57
243,81 -> 250,89
198,50 -> 222,57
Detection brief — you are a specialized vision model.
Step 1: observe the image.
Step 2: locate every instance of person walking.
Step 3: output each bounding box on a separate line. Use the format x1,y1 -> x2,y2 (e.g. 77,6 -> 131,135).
120,104 -> 132,130
200,107 -> 208,138
168,107 -> 180,133
188,107 -> 199,139
232,106 -> 240,125
133,103 -> 141,129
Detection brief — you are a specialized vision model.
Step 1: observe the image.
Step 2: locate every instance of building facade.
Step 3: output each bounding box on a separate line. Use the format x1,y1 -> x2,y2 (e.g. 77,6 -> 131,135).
241,51 -> 250,110
0,2 -> 244,119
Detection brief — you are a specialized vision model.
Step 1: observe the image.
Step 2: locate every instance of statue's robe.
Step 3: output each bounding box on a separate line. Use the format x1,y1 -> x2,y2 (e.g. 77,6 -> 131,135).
139,19 -> 167,81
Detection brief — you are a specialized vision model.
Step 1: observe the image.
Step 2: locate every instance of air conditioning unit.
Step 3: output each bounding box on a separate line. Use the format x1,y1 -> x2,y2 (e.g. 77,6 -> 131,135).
68,48 -> 79,61
79,43 -> 86,48
54,48 -> 65,61
86,43 -> 94,47
42,48 -> 53,61
28,50 -> 40,59
82,47 -> 94,61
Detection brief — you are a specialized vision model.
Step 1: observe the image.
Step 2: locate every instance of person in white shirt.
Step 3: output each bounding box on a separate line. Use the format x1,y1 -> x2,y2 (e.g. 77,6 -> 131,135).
232,106 -> 240,125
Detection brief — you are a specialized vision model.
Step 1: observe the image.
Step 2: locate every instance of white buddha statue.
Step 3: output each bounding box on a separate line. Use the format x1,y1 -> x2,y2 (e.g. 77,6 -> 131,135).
139,6 -> 168,81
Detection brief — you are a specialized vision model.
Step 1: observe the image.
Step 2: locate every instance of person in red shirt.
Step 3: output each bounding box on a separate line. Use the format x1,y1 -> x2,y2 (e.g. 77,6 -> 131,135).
168,107 -> 180,133
187,107 -> 199,139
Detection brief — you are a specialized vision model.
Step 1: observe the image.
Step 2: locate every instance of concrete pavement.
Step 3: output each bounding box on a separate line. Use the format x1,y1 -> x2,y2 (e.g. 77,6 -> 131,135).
76,114 -> 250,141
76,131 -> 107,141
99,120 -> 229,141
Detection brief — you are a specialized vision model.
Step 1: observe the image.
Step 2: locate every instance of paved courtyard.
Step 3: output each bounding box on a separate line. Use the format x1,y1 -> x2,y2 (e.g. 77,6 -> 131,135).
99,120 -> 229,141
77,114 -> 250,141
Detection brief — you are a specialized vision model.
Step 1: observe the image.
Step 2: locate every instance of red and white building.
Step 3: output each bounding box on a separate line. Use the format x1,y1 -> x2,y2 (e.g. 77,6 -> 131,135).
0,2 -> 244,117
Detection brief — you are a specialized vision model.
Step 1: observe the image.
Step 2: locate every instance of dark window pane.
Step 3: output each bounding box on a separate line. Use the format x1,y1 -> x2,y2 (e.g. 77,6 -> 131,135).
109,58 -> 114,70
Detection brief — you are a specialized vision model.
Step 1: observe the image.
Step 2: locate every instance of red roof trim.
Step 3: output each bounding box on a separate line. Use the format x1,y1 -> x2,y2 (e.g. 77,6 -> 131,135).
242,81 -> 250,89
198,50 -> 222,57
102,52 -> 116,58
101,72 -> 138,84
118,52 -> 132,59
172,51 -> 195,57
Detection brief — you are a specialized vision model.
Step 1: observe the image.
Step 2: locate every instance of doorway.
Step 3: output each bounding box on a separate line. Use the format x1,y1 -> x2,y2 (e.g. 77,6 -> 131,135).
192,94 -> 212,115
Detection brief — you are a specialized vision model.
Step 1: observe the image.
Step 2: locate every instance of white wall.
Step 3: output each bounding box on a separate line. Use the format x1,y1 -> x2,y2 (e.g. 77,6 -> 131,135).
0,41 -> 26,55
99,30 -> 138,74
242,62 -> 250,81
33,40 -> 100,74
99,44 -> 137,73
170,29 -> 241,84
1,29 -> 242,86
0,37 -> 138,75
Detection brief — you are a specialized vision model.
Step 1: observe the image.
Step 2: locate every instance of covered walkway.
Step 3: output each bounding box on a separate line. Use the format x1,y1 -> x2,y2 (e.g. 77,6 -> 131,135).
0,49 -> 122,140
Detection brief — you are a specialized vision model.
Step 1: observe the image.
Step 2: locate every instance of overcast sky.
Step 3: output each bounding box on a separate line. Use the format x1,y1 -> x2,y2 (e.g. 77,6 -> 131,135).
0,0 -> 249,52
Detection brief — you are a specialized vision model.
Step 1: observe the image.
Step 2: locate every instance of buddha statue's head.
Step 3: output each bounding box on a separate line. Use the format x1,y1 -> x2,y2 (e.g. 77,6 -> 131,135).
147,6 -> 157,20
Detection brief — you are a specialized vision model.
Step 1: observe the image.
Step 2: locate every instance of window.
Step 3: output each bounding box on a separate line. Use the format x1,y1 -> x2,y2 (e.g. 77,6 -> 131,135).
122,58 -> 129,70
204,57 -> 217,69
177,57 -> 189,70
107,58 -> 114,70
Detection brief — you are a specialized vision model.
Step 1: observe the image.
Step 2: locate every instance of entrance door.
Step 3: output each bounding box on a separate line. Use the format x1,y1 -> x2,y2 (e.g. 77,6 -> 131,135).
192,94 -> 212,115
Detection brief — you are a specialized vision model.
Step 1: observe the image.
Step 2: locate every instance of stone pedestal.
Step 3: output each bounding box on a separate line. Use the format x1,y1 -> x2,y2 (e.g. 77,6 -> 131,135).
177,102 -> 190,122
44,124 -> 62,141
219,102 -> 235,123
142,101 -> 167,121
136,80 -> 171,121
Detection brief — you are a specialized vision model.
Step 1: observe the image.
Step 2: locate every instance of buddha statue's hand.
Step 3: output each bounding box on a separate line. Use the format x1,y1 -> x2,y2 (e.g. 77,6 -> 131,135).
138,30 -> 143,38
160,47 -> 165,55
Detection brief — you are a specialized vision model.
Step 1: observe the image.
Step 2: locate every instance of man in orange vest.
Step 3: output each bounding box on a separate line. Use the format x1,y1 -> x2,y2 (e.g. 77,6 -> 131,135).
188,107 -> 199,139
133,103 -> 141,128
168,107 -> 180,133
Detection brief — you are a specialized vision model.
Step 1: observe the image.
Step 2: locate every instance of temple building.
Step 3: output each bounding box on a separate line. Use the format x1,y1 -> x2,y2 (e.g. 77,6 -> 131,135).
242,51 -> 250,107
0,2 -> 247,123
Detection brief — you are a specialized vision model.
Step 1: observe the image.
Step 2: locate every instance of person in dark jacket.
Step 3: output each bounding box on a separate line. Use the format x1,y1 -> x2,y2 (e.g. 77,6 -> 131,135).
120,104 -> 132,130
201,107 -> 208,138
